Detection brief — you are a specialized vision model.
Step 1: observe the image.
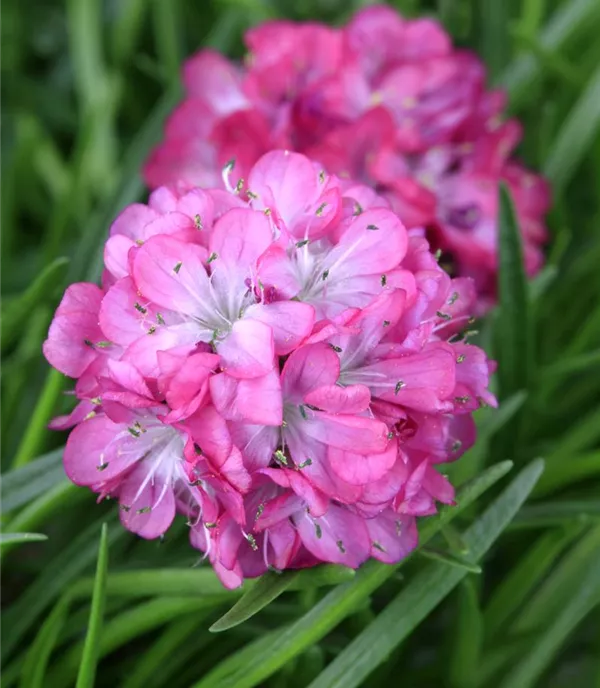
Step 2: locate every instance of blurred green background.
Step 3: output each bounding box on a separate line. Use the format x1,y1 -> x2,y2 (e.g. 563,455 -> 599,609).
2,1 -> 600,687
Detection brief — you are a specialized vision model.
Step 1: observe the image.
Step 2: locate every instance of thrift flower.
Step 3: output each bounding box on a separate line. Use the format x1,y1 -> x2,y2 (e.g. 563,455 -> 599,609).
45,151 -> 495,587
144,6 -> 549,309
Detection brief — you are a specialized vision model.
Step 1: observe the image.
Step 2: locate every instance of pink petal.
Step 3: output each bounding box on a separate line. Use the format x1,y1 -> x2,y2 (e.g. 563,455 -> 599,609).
294,503 -> 371,568
104,235 -> 135,280
304,412 -> 389,454
183,49 -> 248,114
304,383 -> 371,414
218,318 -> 274,379
329,438 -> 397,486
210,369 -> 283,426
43,283 -> 104,378
133,235 -> 211,316
281,343 -> 340,403
63,414 -> 139,485
118,462 -> 176,539
367,512 -> 418,564
209,207 -> 273,271
244,302 -> 315,355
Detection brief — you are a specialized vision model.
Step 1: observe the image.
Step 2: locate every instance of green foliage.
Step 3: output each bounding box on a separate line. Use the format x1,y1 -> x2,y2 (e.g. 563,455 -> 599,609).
2,0 -> 599,686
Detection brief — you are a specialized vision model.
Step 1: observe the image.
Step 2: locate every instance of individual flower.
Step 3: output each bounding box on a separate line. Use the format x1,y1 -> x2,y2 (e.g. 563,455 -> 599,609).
144,6 -> 550,309
45,150 -> 495,588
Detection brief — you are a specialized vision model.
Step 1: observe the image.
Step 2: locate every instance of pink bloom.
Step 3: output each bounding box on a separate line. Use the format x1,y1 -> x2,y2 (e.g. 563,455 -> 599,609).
45,150 -> 496,586
144,6 -> 549,309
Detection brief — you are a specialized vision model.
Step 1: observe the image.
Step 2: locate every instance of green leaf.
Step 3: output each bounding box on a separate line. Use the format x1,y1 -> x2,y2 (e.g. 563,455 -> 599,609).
191,461 -> 513,688
484,524 -> 585,638
495,184 -> 531,400
534,451 -> 600,496
498,546 -> 600,688
511,500 -> 600,529
210,570 -> 298,633
121,615 -> 209,688
1,516 -> 124,663
1,257 -> 69,352
51,597 -> 229,685
76,523 -> 109,688
305,459 -> 544,688
420,547 -> 481,574
19,596 -> 71,688
449,578 -> 483,688
69,563 -> 354,602
1,448 -> 65,514
0,532 -> 48,549
512,525 -> 600,633
500,0 -> 600,105
544,63 -> 600,193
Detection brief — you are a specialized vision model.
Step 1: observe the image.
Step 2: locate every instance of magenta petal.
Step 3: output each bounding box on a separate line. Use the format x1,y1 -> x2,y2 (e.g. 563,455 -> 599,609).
281,344 -> 340,402
245,301 -> 315,356
63,415 -> 135,485
43,283 -> 104,378
217,318 -> 274,379
118,463 -> 176,539
304,383 -> 371,414
209,207 -> 273,270
133,235 -> 210,315
304,413 -> 389,454
367,512 -> 418,564
329,438 -> 397,486
295,503 -> 371,568
210,369 -> 283,426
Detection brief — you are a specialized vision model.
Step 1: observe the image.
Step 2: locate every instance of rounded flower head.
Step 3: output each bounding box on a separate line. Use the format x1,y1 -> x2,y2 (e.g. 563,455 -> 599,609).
144,6 -> 549,310
45,151 -> 495,588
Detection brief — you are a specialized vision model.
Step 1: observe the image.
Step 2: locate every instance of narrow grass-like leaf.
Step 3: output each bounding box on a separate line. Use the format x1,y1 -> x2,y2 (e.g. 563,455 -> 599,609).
305,459 -> 544,688
1,448 -> 64,514
496,185 -> 531,399
52,597 -> 230,685
545,63 -> 600,193
419,547 -> 482,574
484,524 -> 585,638
1,257 -> 69,352
534,451 -> 600,496
499,547 -> 600,688
75,523 -> 109,688
70,563 -> 354,601
542,349 -> 600,379
500,0 -> 600,104
19,595 -> 70,688
152,0 -> 182,81
0,532 -> 48,549
210,570 -> 298,632
449,578 -> 482,688
1,516 -> 123,662
121,615 -> 209,688
192,461 -> 513,688
11,370 -> 67,467
512,525 -> 600,633
512,500 -> 600,529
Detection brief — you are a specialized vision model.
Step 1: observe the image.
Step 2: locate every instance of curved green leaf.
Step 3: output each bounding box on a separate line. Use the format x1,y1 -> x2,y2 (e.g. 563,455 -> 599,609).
210,570 -> 298,633
0,532 -> 48,549
306,459 -> 544,688
192,461 -> 514,688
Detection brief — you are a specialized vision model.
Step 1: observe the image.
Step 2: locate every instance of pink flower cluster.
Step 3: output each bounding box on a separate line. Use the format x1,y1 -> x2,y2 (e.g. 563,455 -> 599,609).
45,151 -> 495,587
143,6 -> 550,311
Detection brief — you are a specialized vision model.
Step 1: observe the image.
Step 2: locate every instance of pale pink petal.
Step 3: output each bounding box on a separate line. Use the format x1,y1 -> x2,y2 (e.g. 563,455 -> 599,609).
217,318 -> 274,379
244,301 -> 315,355
43,283 -> 104,378
210,369 -> 283,426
